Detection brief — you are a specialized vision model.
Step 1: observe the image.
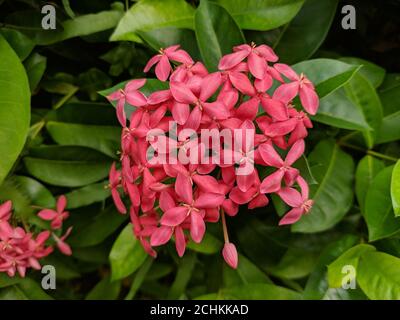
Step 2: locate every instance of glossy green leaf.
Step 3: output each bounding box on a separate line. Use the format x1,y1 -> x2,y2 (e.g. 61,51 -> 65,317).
218,283 -> 301,300
355,156 -> 385,213
69,206 -> 127,248
293,140 -> 354,233
111,0 -> 195,42
24,53 -> 47,92
109,223 -> 148,281
195,0 -> 245,71
391,160 -> 400,216
0,28 -> 34,60
303,235 -> 359,299
379,73 -> 400,116
13,175 -> 55,208
214,0 -> 305,31
46,121 -> 120,158
376,111 -> 400,144
327,244 -> 376,288
0,34 -> 30,185
365,166 -> 400,241
65,182 -> 110,209
85,276 -> 121,300
274,0 -> 338,64
358,251 -> 400,300
23,146 -> 112,187
344,73 -> 383,148
340,57 -> 386,88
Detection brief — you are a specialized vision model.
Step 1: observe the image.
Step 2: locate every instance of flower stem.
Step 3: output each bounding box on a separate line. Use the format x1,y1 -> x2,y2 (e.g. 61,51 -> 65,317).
221,209 -> 229,243
338,142 -> 398,162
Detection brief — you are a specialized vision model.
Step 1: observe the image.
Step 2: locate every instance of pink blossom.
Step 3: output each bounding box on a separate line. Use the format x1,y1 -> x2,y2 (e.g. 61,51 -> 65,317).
38,195 -> 69,230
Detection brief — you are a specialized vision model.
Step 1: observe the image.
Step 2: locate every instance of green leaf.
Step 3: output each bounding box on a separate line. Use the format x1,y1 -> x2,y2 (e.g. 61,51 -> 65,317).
223,254 -> 272,287
303,235 -> 359,299
376,111 -> 400,144
109,223 -> 148,281
15,9 -> 124,45
125,257 -> 153,300
24,53 -> 47,92
69,206 -> 127,248
214,0 -> 305,31
274,0 -> 338,64
65,181 -> 110,209
355,156 -> 385,213
358,251 -> 400,300
356,155 -> 387,202
327,244 -> 376,288
340,57 -> 386,88
0,286 -> 28,299
0,34 -> 30,185
111,0 -> 195,42
218,283 -> 302,300
17,278 -> 53,300
13,175 -> 55,208
186,233 -> 222,254
0,28 -> 34,60
391,160 -> 400,216
23,146 -> 112,187
46,121 -> 120,158
343,73 -> 383,148
378,73 -> 400,116
365,166 -> 400,241
268,247 -> 318,279
167,252 -> 197,299
292,140 -> 354,233
195,0 -> 245,71
85,276 -> 121,300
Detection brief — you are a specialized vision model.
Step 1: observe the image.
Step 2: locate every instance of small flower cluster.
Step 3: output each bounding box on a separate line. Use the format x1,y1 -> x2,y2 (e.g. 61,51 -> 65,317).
107,43 -> 318,268
0,196 -> 72,277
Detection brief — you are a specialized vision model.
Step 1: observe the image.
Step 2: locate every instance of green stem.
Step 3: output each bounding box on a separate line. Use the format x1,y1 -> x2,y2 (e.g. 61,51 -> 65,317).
338,142 -> 398,162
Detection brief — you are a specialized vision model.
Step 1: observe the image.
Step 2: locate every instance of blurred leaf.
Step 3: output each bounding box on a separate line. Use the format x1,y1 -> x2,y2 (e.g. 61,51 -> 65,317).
365,166 -> 400,241
344,73 -> 383,148
0,28 -> 34,60
223,254 -> 272,287
358,251 -> 400,300
111,0 -> 195,42
24,53 -> 47,92
274,0 -> 338,64
62,0 -> 76,19
125,257 -> 153,300
214,0 -> 305,31
65,181 -> 110,209
0,286 -> 27,300
46,121 -> 120,158
195,0 -> 245,71
303,235 -> 359,299
355,156 -> 385,213
340,57 -> 386,88
41,254 -> 81,280
77,68 -> 112,101
0,274 -> 22,288
0,34 -> 30,185
292,155 -> 318,185
379,73 -> 400,116
17,278 -> 53,300
69,206 -> 127,248
167,252 -> 197,299
293,140 -> 354,233
109,223 -> 148,281
13,175 -> 55,208
23,146 -> 112,187
376,111 -> 400,144
327,244 -> 376,288
85,276 -> 121,300
392,160 -> 400,216
268,247 -> 318,279
186,233 -> 222,254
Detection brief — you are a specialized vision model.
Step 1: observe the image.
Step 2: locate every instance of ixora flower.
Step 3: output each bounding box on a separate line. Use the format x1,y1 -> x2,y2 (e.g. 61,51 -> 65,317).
106,43 -> 319,269
0,198 -> 72,278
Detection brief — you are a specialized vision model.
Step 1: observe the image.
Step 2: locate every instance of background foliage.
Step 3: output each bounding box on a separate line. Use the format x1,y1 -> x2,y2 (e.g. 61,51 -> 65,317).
0,0 -> 399,300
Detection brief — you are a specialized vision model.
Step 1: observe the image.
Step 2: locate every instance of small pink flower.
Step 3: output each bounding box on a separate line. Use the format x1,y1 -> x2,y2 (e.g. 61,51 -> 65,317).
38,196 -> 69,230
53,227 -> 73,256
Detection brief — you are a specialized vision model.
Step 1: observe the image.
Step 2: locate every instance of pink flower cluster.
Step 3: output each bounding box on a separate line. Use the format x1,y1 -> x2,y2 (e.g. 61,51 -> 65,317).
0,196 -> 72,278
107,43 -> 318,269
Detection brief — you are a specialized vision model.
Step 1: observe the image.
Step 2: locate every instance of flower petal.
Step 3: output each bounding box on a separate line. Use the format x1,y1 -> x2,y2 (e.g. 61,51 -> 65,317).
161,206 -> 189,226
